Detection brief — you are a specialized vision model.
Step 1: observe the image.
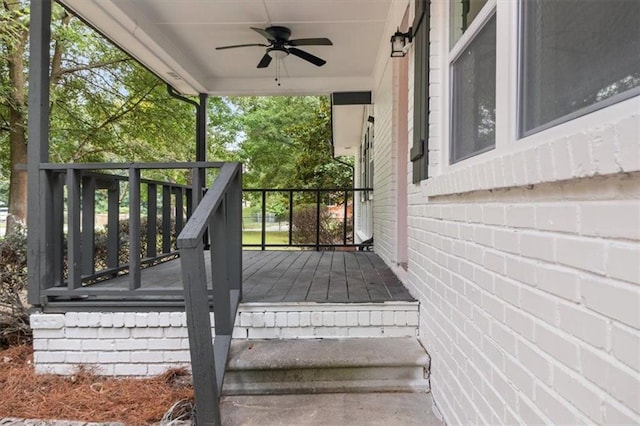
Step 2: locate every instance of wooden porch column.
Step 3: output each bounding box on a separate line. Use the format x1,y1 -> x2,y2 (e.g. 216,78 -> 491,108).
196,93 -> 208,163
196,93 -> 208,188
27,0 -> 52,305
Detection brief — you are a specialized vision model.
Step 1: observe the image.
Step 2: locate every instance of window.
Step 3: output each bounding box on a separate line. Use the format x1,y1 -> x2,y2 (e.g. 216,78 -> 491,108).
450,8 -> 496,164
520,0 -> 640,136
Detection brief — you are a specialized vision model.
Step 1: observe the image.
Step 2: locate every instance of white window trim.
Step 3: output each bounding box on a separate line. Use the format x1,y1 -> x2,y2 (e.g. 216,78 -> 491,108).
425,0 -> 640,198
443,0 -> 498,169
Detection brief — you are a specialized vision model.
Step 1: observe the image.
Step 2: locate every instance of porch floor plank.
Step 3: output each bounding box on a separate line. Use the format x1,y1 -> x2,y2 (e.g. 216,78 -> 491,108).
305,251 -> 333,302
80,250 -> 415,303
282,252 -> 323,302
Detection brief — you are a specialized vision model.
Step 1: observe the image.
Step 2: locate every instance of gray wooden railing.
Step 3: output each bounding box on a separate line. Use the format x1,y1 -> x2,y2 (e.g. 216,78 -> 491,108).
36,162 -> 224,304
177,162 -> 243,426
242,187 -> 372,250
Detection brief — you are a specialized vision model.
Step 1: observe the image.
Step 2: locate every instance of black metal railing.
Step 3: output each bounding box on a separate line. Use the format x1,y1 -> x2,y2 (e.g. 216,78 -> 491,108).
242,188 -> 372,250
177,162 -> 242,426
36,161 -> 224,302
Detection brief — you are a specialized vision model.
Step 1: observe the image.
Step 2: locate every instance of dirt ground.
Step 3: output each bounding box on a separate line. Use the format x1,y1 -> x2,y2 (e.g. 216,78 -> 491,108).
0,344 -> 194,425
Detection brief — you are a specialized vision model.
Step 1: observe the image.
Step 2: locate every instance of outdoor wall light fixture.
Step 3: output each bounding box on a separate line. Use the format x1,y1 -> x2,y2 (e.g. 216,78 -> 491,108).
390,27 -> 413,57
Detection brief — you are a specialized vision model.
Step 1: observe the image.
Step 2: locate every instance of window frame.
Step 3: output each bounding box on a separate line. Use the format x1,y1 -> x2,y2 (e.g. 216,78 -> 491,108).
517,0 -> 640,139
448,1 -> 497,165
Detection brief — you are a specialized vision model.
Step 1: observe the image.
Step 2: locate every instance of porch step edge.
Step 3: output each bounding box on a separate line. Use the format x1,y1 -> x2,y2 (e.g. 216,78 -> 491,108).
222,378 -> 431,396
226,338 -> 429,370
222,337 -> 431,396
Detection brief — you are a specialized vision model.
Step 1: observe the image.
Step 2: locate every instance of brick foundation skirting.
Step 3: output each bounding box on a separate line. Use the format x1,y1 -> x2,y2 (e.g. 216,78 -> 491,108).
31,302 -> 419,376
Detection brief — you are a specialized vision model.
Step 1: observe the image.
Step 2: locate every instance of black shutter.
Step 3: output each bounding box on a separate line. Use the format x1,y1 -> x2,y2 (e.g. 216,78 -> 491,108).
411,0 -> 430,183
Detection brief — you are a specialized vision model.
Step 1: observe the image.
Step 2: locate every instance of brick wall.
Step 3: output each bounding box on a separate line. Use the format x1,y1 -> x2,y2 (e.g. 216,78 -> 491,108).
31,302 -> 419,376
406,174 -> 640,424
366,0 -> 640,424
373,60 -> 397,267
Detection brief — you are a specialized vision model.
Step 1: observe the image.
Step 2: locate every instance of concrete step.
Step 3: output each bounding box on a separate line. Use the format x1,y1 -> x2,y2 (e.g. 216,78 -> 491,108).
220,392 -> 444,425
222,337 -> 430,395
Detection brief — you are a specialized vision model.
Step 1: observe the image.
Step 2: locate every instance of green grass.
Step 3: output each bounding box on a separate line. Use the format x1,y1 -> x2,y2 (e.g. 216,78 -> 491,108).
243,230 -> 289,245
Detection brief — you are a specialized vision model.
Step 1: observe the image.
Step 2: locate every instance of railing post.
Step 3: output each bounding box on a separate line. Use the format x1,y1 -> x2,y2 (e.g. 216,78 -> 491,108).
228,167 -> 243,299
315,190 -> 321,251
66,169 -> 82,289
186,187 -> 193,219
51,172 -> 64,286
175,187 -> 184,235
107,181 -> 120,269
180,245 -> 221,426
162,185 -> 172,254
210,200 -> 231,335
147,183 -> 158,258
288,190 -> 293,246
261,190 -> 266,251
81,176 -> 96,276
192,167 -> 202,211
128,168 -> 141,290
343,190 -> 349,245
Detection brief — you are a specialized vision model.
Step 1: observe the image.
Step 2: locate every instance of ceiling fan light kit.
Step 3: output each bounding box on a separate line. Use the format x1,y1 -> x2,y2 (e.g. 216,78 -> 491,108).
268,48 -> 289,60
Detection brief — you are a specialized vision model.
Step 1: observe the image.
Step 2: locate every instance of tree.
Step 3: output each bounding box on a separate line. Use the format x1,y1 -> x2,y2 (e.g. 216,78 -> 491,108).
230,95 -> 353,190
1,0 -> 29,235
1,3 -> 225,236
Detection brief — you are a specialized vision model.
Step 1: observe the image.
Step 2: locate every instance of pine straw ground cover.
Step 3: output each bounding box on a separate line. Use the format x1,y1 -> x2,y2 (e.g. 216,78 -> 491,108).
0,344 -> 194,425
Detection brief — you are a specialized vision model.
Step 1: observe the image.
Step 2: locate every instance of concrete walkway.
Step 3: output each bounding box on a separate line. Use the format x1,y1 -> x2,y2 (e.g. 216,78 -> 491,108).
220,392 -> 443,426
1,393 -> 442,425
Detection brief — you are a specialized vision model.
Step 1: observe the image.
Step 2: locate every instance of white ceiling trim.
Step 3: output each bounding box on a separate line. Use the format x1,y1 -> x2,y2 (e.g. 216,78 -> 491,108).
206,76 -> 374,96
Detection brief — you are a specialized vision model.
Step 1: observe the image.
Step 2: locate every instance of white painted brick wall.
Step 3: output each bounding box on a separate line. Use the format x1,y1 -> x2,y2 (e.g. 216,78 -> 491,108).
365,1 -> 640,424
372,62 -> 397,268
31,302 -> 419,377
402,173 -> 640,425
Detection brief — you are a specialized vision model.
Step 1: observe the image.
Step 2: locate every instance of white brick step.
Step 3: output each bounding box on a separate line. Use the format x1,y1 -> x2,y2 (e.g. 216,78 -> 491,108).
234,301 -> 420,339
222,338 -> 431,395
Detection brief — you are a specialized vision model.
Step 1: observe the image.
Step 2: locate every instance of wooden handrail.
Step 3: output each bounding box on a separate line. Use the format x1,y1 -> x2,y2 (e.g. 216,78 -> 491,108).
177,161 -> 242,426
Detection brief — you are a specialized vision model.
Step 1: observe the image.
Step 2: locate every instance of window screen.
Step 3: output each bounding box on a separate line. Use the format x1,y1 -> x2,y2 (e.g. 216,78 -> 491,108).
451,15 -> 496,163
520,0 -> 640,135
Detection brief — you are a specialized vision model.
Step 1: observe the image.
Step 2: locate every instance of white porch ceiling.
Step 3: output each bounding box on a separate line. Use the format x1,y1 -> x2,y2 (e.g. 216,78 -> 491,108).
58,0 -> 396,96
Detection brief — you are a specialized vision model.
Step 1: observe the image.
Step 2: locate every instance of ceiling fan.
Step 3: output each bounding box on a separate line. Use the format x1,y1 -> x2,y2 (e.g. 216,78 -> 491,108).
215,26 -> 332,68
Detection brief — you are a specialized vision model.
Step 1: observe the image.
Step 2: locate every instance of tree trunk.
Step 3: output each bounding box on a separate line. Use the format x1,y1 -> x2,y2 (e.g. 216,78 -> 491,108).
5,10 -> 28,236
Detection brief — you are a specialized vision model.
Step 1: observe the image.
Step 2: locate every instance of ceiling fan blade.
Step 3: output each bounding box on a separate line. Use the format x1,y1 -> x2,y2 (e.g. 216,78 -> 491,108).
251,27 -> 276,41
216,43 -> 268,50
288,47 -> 326,66
288,38 -> 333,46
257,53 -> 273,68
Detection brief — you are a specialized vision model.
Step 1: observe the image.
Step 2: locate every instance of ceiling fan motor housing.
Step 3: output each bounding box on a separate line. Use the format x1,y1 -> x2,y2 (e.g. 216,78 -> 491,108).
266,26 -> 292,43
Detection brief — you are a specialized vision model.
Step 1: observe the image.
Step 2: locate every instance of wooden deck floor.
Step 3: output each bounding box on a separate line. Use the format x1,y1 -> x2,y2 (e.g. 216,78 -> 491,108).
101,250 -> 414,303
242,251 -> 413,303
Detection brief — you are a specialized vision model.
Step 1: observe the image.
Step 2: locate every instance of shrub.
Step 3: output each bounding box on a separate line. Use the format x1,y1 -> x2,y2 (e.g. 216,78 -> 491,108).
291,204 -> 351,248
0,225 -> 30,348
93,217 -> 172,272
